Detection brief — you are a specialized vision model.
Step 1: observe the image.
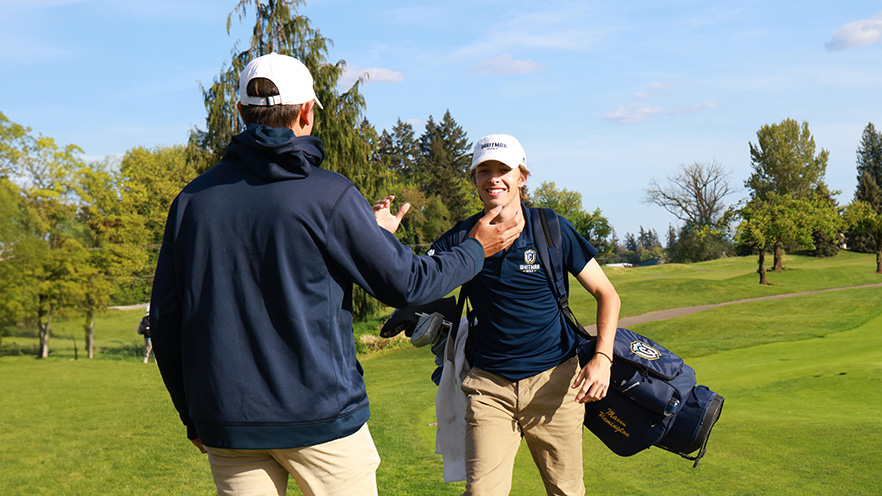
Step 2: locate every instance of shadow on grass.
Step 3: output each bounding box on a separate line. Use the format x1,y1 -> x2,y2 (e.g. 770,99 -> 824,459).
0,339 -> 146,360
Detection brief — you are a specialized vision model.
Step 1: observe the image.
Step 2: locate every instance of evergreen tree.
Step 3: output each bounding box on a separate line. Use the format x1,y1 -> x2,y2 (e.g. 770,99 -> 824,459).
666,225 -> 677,250
848,124 -> 882,252
856,171 -> 882,210
856,122 -> 882,189
192,0 -> 391,319
624,233 -> 637,252
417,111 -> 478,222
378,119 -> 419,179
844,172 -> 882,273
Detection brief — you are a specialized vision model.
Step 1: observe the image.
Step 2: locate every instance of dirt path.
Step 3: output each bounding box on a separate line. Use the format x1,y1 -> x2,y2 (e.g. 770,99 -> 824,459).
582,282 -> 882,335
109,303 -> 149,311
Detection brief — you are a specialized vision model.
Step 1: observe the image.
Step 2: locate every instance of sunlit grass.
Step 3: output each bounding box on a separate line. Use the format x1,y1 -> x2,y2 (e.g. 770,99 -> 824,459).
2,252 -> 881,494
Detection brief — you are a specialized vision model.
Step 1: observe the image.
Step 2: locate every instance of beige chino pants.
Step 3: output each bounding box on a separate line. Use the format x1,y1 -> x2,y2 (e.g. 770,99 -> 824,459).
204,423 -> 380,496
460,356 -> 585,496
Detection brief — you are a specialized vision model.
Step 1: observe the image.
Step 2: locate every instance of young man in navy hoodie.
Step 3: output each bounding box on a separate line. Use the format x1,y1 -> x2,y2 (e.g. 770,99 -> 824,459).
150,53 -> 524,496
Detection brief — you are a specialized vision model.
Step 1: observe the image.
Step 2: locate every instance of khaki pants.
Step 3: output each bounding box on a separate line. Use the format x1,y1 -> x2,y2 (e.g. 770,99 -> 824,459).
461,356 -> 585,496
204,423 -> 380,496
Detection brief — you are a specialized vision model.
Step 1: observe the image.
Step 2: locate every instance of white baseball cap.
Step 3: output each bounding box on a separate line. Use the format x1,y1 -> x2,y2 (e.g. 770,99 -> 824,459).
239,52 -> 323,109
470,134 -> 527,170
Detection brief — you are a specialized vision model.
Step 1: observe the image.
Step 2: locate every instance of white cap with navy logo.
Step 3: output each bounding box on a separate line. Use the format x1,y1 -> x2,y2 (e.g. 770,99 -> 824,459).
239,52 -> 323,109
470,134 -> 527,170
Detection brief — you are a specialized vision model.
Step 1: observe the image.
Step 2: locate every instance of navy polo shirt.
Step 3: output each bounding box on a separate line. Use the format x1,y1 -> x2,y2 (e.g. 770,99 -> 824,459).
431,206 -> 599,380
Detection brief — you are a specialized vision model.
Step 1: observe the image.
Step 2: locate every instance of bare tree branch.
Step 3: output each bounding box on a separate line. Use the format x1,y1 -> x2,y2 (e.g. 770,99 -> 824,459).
644,161 -> 734,228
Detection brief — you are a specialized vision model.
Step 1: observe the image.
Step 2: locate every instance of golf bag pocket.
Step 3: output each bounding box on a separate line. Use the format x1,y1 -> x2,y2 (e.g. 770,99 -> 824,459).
616,367 -> 683,417
656,385 -> 725,466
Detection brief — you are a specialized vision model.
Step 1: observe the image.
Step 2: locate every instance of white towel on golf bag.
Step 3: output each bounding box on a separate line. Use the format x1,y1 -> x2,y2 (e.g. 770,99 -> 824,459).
435,317 -> 471,483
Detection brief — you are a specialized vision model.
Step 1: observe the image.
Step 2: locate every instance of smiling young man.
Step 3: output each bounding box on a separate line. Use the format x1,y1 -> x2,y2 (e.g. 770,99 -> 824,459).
429,134 -> 621,495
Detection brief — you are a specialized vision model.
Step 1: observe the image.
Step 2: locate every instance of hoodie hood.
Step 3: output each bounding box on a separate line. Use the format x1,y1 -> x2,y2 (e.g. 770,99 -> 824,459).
227,123 -> 325,181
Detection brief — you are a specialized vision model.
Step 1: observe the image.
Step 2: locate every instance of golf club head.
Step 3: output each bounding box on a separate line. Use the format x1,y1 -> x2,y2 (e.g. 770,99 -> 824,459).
379,296 -> 457,338
411,312 -> 445,347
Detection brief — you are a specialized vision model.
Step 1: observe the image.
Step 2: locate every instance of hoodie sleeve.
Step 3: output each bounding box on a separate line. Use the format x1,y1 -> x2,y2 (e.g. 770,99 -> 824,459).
325,186 -> 483,308
149,197 -> 197,440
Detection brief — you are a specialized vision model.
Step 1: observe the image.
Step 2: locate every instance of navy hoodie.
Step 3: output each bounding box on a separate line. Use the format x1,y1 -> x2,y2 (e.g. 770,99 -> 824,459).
150,124 -> 484,449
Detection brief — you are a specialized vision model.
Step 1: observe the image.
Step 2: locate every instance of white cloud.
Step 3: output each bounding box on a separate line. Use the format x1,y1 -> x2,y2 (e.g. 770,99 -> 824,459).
475,54 -> 544,75
601,102 -> 719,124
825,12 -> 882,51
602,104 -> 664,124
631,81 -> 680,102
339,66 -> 404,88
365,68 -> 405,83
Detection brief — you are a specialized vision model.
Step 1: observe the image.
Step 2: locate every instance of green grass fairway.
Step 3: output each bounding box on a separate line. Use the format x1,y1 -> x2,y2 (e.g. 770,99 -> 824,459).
1,253 -> 880,494
364,302 -> 882,496
569,251 -> 882,320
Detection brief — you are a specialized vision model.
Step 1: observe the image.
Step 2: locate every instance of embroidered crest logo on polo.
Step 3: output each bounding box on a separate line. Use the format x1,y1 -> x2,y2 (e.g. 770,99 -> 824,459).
519,249 -> 540,273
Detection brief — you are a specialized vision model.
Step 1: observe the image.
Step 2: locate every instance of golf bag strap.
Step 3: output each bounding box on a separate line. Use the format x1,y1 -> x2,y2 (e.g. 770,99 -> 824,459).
446,213 -> 481,361
533,208 -> 592,340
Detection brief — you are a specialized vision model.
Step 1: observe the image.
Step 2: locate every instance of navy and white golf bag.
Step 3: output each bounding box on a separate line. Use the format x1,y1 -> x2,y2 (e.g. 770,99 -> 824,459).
577,328 -> 724,467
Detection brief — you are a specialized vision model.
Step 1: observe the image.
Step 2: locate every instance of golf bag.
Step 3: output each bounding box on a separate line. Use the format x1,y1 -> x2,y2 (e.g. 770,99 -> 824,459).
533,207 -> 724,467
575,329 -> 724,466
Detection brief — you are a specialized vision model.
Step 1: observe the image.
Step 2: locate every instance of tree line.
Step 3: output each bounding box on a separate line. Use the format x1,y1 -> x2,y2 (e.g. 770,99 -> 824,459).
2,0 -> 881,357
0,1 -> 611,358
645,119 -> 882,284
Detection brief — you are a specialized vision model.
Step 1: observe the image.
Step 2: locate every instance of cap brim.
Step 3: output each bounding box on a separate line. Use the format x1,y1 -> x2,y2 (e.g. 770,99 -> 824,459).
471,158 -> 515,170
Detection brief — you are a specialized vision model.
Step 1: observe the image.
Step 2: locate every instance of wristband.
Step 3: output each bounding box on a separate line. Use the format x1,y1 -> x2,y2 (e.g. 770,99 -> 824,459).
595,351 -> 613,364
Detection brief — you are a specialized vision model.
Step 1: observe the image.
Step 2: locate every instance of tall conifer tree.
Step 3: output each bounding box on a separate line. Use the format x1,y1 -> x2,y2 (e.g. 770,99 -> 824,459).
856,122 -> 882,190
193,0 -> 390,319
417,111 -> 477,222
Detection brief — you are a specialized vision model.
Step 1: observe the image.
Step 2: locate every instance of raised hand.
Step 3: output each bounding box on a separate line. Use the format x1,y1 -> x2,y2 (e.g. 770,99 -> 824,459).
373,195 -> 411,233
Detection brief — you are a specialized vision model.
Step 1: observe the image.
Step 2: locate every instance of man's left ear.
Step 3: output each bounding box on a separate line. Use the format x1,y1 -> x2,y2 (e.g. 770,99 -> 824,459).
299,100 -> 314,127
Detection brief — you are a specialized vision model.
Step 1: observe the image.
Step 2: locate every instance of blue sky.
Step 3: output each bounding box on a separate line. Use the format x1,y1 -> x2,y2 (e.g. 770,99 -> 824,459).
2,1 -> 882,240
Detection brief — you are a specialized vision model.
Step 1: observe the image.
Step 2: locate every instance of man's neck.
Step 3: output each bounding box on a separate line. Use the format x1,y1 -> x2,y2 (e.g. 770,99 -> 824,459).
486,202 -> 522,225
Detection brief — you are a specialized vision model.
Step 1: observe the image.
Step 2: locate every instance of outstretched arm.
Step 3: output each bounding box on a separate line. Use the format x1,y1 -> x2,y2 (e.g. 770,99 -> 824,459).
571,258 -> 621,403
